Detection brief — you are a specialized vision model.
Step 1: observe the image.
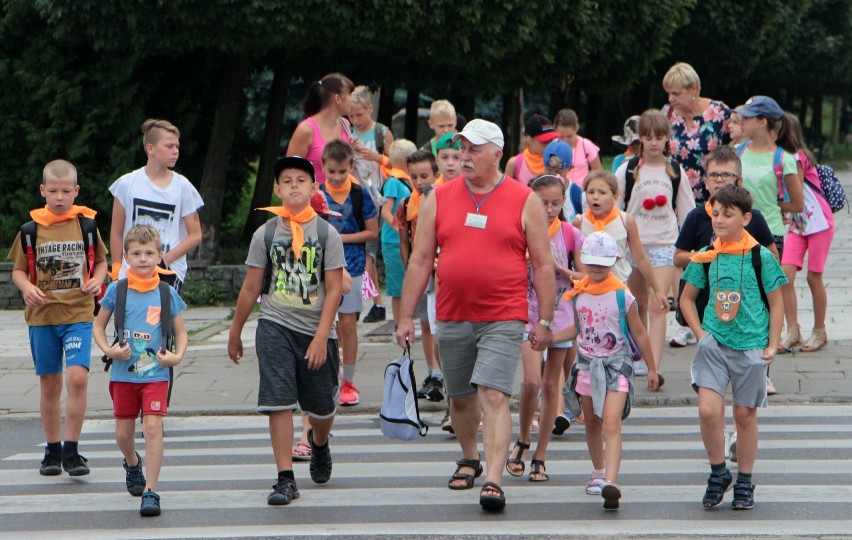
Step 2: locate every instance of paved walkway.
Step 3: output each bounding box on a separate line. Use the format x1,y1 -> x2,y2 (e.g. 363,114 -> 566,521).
2,171 -> 852,418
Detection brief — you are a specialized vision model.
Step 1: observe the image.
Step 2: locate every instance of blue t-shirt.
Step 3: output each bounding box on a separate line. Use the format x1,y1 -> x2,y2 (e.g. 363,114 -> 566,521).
320,185 -> 377,275
100,281 -> 187,383
380,176 -> 412,244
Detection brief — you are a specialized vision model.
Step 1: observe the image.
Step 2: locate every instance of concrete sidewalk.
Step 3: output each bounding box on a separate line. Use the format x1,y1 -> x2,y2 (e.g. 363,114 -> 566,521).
2,171 -> 852,418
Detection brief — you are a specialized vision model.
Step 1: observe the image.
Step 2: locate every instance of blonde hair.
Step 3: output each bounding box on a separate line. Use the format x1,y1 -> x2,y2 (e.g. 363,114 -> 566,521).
636,109 -> 676,181
141,118 -> 180,147
42,159 -> 77,184
662,62 -> 701,92
123,224 -> 162,253
389,138 -> 417,164
429,99 -> 456,119
351,86 -> 374,109
583,170 -> 619,196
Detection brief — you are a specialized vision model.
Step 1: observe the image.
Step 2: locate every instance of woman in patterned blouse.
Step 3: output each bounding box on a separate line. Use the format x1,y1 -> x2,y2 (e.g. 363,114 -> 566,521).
662,62 -> 732,205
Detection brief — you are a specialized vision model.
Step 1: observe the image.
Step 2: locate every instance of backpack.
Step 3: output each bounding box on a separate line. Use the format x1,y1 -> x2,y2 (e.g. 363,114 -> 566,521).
379,348 -> 428,440
623,156 -> 682,211
20,215 -> 103,299
261,216 -> 330,296
615,288 -> 642,361
102,279 -> 173,372
814,164 -> 847,213
674,244 -> 767,327
736,142 -> 787,202
567,182 -> 583,217
559,221 -> 576,271
374,122 -> 389,155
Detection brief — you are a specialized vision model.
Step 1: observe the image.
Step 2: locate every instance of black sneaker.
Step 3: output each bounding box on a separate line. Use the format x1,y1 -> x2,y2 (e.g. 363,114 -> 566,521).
363,305 -> 386,323
124,452 -> 146,497
732,482 -> 755,510
140,489 -> 161,517
426,377 -> 445,402
39,451 -> 62,476
416,376 -> 432,399
267,477 -> 300,505
702,469 -> 733,508
62,454 -> 90,476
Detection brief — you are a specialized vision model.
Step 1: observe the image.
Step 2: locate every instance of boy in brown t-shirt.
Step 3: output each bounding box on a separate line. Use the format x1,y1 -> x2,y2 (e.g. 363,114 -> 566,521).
7,159 -> 108,476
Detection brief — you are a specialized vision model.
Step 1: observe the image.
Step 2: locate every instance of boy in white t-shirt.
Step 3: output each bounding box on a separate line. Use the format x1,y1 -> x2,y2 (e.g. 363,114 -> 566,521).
109,119 -> 204,291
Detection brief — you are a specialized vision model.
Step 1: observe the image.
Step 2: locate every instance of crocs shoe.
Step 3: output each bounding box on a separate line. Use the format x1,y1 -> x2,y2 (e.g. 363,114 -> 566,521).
123,451 -> 146,497
140,489 -> 161,517
702,469 -> 733,508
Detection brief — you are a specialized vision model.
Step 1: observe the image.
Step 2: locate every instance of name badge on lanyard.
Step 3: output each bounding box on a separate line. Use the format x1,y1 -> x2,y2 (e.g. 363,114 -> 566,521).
465,213 -> 487,229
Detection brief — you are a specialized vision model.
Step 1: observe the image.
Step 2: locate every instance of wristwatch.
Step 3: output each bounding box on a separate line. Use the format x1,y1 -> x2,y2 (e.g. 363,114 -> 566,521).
537,319 -> 554,330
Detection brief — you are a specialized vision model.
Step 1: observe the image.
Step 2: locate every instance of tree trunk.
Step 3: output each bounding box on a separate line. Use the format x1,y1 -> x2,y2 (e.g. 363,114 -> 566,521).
798,96 -> 809,127
242,65 -> 290,243
830,95 -> 840,146
404,84 -> 420,142
197,53 -> 249,262
501,87 -> 524,168
378,84 -> 395,127
548,88 -> 566,120
449,86 -> 475,126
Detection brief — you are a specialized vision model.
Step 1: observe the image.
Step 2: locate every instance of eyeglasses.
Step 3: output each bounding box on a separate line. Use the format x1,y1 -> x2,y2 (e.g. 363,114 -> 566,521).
705,172 -> 739,182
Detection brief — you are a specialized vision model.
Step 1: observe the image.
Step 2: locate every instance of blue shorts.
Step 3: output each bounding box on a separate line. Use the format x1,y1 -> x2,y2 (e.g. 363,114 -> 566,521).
29,323 -> 93,376
382,242 -> 405,298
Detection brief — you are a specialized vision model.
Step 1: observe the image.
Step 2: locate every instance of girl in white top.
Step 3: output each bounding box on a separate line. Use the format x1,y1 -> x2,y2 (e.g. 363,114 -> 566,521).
109,119 -> 204,288
574,170 -> 668,389
616,109 -> 693,374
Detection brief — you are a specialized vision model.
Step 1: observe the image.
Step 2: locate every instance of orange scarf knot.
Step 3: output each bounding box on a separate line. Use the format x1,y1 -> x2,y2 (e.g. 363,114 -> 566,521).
523,148 -> 545,175
126,267 -> 174,293
690,231 -> 759,264
257,206 -> 318,255
324,175 -> 354,205
548,218 -> 561,238
563,273 -> 628,302
584,207 -> 621,232
704,201 -> 713,217
29,205 -> 97,227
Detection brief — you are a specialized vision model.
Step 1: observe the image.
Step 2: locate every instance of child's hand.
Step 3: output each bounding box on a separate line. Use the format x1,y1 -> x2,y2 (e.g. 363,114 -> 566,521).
156,348 -> 182,368
761,346 -> 776,364
647,370 -> 660,392
107,341 -> 131,361
227,333 -> 243,364
357,147 -> 382,163
81,276 -> 104,296
305,337 -> 328,370
22,283 -> 47,307
653,290 -> 669,312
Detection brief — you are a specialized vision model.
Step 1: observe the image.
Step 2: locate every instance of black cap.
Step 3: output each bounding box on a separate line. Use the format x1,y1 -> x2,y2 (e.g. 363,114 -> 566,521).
273,156 -> 315,182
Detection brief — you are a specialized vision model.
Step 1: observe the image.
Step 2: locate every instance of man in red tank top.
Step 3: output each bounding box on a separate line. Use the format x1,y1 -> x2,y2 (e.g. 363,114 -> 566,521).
396,119 -> 556,512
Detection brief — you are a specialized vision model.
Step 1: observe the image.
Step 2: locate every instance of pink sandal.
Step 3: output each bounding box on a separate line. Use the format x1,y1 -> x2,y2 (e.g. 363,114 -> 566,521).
292,439 -> 311,461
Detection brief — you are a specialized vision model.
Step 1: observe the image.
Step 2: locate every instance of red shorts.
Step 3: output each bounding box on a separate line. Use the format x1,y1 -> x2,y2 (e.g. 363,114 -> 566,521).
110,381 -> 169,419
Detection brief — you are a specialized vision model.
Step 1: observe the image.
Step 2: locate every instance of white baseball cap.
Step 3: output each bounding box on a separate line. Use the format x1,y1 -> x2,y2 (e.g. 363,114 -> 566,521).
453,119 -> 504,150
580,231 -> 619,267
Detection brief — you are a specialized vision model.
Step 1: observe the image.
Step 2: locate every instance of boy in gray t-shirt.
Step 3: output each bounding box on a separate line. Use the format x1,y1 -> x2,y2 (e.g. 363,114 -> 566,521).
228,157 -> 345,507
680,185 -> 786,512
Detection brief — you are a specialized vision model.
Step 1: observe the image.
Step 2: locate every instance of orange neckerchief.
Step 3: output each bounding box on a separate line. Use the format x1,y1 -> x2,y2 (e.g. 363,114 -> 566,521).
388,167 -> 411,182
406,189 -> 422,221
690,230 -> 759,264
523,148 -> 545,175
704,201 -> 713,217
325,175 -> 354,205
126,267 -> 174,293
258,206 -> 317,255
29,205 -> 96,227
548,218 -> 561,238
563,273 -> 627,301
584,206 -> 620,232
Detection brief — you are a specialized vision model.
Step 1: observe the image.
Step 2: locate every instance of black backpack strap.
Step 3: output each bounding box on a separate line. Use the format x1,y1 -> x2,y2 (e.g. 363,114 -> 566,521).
261,217 -> 279,295
103,278 -> 129,372
316,217 -> 329,281
374,122 -> 386,155
158,282 -> 172,351
669,160 -> 681,212
20,221 -> 38,285
623,156 -> 641,208
78,215 -> 98,281
751,244 -> 768,309
349,183 -> 365,232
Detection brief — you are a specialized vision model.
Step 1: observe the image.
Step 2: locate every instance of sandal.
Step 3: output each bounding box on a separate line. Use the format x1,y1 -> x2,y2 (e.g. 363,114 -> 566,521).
479,481 -> 506,512
505,440 -> 530,477
308,429 -> 332,484
799,328 -> 827,352
529,459 -> 549,482
448,457 -> 483,490
292,439 -> 311,461
778,324 -> 801,354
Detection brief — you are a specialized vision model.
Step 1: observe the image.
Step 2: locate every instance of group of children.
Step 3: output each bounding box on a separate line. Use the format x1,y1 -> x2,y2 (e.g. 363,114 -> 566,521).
10,83 -> 832,516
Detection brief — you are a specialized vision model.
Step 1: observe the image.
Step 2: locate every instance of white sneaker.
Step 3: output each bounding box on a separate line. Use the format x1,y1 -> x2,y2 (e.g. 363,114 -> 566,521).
633,360 -> 649,376
669,327 -> 697,347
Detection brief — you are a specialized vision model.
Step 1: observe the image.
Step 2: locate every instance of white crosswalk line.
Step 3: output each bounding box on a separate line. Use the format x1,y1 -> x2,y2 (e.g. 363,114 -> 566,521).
2,406 -> 851,538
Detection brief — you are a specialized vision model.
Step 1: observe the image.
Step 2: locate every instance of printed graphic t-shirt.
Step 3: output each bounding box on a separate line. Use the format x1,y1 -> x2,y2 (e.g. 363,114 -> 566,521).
246,217 -> 346,338
109,168 -> 205,282
8,219 -> 108,326
575,289 -> 636,358
99,282 -> 186,383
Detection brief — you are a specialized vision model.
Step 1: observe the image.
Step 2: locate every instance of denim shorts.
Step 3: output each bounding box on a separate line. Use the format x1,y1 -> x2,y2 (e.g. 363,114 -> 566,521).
29,322 -> 93,376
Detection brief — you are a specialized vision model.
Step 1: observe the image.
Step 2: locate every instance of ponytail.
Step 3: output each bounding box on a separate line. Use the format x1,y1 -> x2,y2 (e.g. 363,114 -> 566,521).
302,72 -> 355,117
779,112 -> 817,166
